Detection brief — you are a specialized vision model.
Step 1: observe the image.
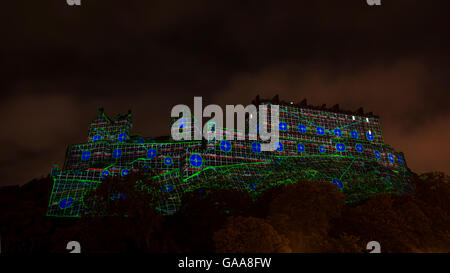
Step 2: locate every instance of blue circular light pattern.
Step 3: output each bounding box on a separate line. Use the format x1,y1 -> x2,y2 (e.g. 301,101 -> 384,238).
147,149 -> 157,158
121,169 -> 129,176
190,154 -> 203,167
367,131 -> 374,141
297,143 -> 305,152
351,130 -> 359,139
82,151 -> 91,160
317,126 -> 325,135
93,135 -> 102,142
279,122 -> 288,131
138,139 -> 144,143
102,170 -> 110,178
112,194 -> 125,200
319,145 -> 326,153
375,150 -> 381,159
336,143 -> 346,152
162,185 -> 174,192
332,179 -> 343,189
164,157 -> 173,165
298,124 -> 307,133
59,198 -> 74,209
220,140 -> 232,152
356,144 -> 364,153
334,129 -> 342,137
118,133 -> 127,142
113,149 -> 122,158
388,154 -> 395,163
179,118 -> 187,129
249,183 -> 257,191
276,142 -> 284,152
252,142 -> 261,153
398,157 -> 403,165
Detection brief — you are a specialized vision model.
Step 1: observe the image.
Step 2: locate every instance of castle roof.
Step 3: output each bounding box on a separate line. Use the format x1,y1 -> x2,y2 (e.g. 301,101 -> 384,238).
93,108 -> 132,124
252,95 -> 379,118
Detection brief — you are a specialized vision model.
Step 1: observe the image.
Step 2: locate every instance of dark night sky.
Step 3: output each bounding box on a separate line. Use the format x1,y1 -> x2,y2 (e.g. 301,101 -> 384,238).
0,0 -> 449,186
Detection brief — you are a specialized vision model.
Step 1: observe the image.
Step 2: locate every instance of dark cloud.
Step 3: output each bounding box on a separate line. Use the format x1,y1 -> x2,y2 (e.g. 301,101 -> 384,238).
0,0 -> 449,185
212,59 -> 450,174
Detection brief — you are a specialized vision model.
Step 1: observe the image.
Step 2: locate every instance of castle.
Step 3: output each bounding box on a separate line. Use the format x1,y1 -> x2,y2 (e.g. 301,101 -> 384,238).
47,96 -> 412,217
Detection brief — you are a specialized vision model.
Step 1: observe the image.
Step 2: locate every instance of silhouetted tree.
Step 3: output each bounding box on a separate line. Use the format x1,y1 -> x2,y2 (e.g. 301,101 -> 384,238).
213,216 -> 291,253
2,171 -> 450,253
266,180 -> 345,252
172,187 -> 254,252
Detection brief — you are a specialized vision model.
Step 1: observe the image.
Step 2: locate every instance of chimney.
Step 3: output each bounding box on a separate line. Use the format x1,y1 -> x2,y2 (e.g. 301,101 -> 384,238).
272,94 -> 279,104
356,107 -> 364,115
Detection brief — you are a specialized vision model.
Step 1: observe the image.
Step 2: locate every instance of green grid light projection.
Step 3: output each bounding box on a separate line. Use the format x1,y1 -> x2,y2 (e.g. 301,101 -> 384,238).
47,99 -> 412,217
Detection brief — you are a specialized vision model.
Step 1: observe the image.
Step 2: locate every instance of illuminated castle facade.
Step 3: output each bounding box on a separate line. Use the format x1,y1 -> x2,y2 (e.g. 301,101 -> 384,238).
48,96 -> 411,217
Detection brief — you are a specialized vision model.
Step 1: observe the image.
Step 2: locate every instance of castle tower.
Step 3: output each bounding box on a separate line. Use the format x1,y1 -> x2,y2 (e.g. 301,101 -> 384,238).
88,108 -> 133,143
